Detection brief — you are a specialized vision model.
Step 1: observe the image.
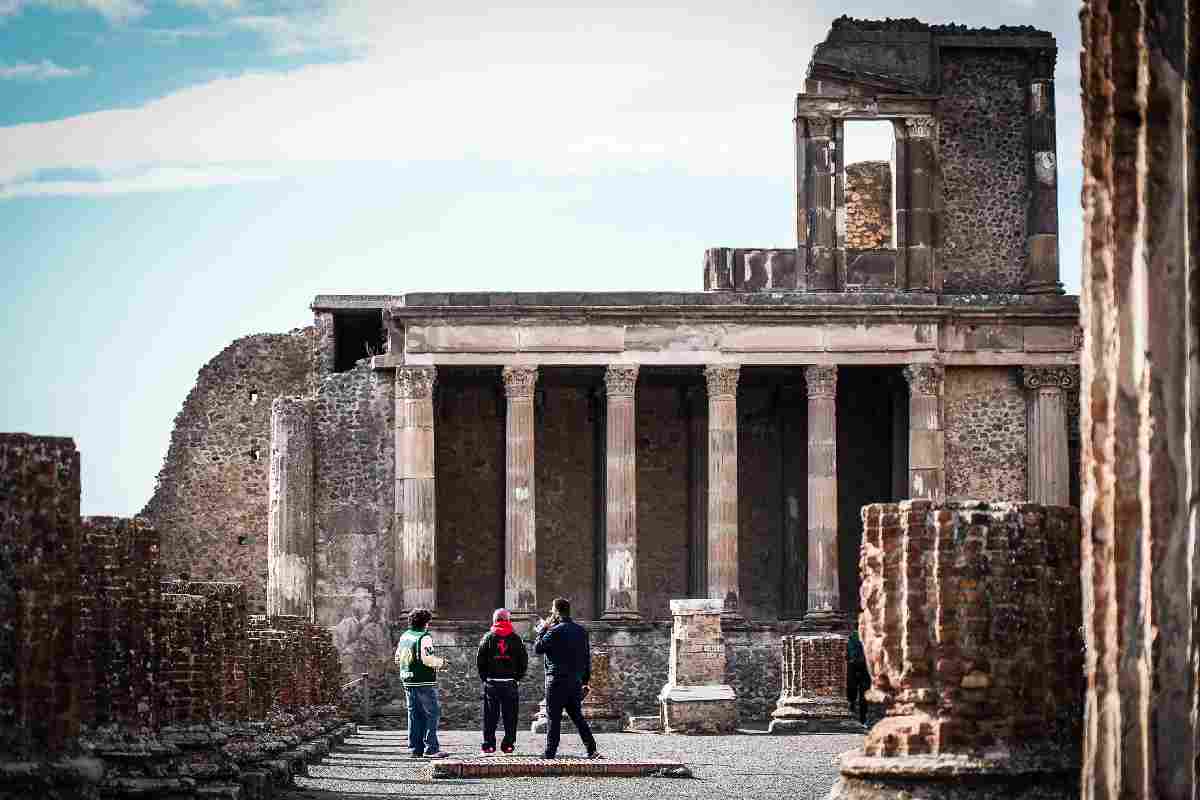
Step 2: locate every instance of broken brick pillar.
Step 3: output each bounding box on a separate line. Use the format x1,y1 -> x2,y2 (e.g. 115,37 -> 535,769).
0,434 -> 84,756
830,500 -> 1083,799
769,634 -> 858,733
502,365 -> 539,620
659,599 -> 737,734
395,366 -> 437,613
267,396 -> 315,619
532,647 -> 623,733
602,364 -> 640,620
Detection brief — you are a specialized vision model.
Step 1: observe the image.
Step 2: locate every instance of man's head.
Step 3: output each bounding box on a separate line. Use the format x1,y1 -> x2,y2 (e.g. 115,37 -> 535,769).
492,608 -> 511,625
551,597 -> 571,619
409,608 -> 433,631
350,585 -> 373,619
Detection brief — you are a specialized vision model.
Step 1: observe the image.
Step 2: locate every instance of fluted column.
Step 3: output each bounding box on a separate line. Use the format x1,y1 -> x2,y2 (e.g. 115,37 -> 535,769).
705,365 -> 740,612
395,367 -> 437,613
602,364 -> 639,620
805,366 -> 839,619
1024,47 -> 1063,294
903,364 -> 945,502
1022,366 -> 1075,506
267,397 -> 315,619
502,365 -> 538,618
805,117 -> 838,291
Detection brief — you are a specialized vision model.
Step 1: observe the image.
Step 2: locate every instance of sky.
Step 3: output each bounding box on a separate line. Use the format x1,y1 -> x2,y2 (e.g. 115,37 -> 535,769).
0,0 -> 1085,516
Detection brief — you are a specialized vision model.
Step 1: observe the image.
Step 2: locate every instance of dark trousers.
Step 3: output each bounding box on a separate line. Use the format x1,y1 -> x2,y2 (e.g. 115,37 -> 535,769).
543,678 -> 596,756
482,680 -> 519,749
847,665 -> 869,724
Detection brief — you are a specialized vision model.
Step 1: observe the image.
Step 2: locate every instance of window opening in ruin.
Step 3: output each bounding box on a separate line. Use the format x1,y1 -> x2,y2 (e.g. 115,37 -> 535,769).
333,311 -> 386,372
248,390 -> 259,405
841,120 -> 896,251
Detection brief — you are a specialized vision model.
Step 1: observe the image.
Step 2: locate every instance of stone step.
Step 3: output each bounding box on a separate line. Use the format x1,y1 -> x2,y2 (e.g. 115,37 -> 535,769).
625,715 -> 663,733
431,757 -> 693,779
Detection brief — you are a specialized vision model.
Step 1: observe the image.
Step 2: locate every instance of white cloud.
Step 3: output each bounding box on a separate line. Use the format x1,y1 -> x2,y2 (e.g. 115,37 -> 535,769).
0,59 -> 90,79
35,0 -> 146,21
0,164 -> 282,197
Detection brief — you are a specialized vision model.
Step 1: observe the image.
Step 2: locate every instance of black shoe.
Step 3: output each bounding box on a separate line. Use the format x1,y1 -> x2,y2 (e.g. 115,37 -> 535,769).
586,750 -> 601,759
500,743 -> 514,754
481,744 -> 496,754
541,752 -> 556,759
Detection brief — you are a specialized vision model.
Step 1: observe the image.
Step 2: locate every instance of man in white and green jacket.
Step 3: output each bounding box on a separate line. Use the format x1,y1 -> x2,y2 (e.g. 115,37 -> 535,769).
394,608 -> 447,758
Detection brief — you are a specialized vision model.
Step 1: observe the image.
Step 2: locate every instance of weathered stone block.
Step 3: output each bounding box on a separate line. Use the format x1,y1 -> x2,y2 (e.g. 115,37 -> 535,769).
658,599 -> 737,734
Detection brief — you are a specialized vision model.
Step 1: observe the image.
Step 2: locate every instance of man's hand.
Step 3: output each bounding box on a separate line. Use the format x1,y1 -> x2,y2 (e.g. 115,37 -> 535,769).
581,684 -> 591,700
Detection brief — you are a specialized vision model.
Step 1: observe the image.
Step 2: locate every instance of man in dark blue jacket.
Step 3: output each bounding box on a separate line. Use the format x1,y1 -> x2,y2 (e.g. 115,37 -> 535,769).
533,597 -> 598,759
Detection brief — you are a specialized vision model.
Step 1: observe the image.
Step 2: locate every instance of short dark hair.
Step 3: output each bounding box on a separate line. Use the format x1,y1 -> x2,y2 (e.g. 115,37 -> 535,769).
409,608 -> 433,630
552,597 -> 571,618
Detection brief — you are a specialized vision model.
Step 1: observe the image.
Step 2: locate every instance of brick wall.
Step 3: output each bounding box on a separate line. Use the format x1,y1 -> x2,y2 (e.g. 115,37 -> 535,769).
160,579 -> 248,720
638,379 -> 691,621
858,500 -> 1082,757
845,160 -> 893,250
780,634 -> 846,698
0,434 -> 83,756
944,367 -> 1026,499
142,331 -> 313,610
161,593 -> 216,724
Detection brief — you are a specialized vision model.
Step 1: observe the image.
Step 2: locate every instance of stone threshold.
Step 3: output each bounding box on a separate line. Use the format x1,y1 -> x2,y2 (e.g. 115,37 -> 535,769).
431,756 -> 693,779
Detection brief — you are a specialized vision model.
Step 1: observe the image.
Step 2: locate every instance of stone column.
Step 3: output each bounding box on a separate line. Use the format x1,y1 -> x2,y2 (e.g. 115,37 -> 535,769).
904,116 -> 937,290
705,365 -> 740,612
1024,47 -> 1062,294
686,386 -> 708,599
769,634 -> 858,734
502,365 -> 538,618
805,366 -> 840,620
805,117 -> 838,291
267,396 -> 315,619
395,367 -> 437,613
903,364 -> 944,502
602,364 -> 640,620
1022,366 -> 1075,507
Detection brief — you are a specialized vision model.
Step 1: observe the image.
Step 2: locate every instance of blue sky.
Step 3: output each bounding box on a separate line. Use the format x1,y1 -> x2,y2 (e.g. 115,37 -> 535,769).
0,0 -> 1084,515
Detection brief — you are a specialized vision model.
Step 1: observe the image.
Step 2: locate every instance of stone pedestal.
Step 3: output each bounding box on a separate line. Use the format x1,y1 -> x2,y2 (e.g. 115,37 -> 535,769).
658,599 -> 737,735
531,648 -> 623,733
769,634 -> 861,734
828,500 -> 1083,799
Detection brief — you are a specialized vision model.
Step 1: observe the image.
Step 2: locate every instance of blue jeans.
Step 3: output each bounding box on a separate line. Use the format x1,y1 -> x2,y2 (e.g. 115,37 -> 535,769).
405,686 -> 441,755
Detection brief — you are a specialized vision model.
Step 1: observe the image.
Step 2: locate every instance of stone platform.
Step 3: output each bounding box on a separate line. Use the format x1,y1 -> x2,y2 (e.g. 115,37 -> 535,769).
431,756 -> 691,779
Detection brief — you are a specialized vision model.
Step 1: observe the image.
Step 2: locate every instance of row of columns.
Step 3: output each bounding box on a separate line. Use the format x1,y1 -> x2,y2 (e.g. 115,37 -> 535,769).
388,363 -> 1076,620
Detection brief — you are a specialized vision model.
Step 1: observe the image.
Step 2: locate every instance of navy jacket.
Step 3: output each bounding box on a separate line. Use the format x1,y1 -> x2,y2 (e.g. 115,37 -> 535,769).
533,617 -> 591,684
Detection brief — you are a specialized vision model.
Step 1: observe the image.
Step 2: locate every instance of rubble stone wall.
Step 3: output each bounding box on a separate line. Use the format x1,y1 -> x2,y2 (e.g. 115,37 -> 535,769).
938,49 -> 1032,292
845,160 -> 893,251
141,331 -> 313,611
944,366 -> 1026,499
858,500 -> 1082,757
0,434 -> 83,756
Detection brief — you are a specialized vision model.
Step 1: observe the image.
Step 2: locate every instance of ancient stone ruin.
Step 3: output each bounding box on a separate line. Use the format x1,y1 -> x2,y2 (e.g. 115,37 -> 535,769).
126,14 -> 1080,730
0,433 -> 352,799
659,599 -> 738,734
769,634 -> 859,733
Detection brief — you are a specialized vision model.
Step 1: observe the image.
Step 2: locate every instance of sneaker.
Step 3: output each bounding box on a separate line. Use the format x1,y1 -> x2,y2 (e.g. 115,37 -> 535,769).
424,751 -> 449,759
500,744 -> 514,754
481,745 -> 496,755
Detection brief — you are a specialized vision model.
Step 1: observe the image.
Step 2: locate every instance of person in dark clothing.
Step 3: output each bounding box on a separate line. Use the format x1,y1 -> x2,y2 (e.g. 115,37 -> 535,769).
846,629 -> 871,725
533,597 -> 598,759
476,608 -> 528,754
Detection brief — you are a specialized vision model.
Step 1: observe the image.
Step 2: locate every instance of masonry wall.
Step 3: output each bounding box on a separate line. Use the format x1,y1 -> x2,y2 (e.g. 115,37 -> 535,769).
142,331 -> 313,610
434,370 -> 504,620
738,378 -> 785,621
637,378 -> 691,621
312,362 -> 395,680
538,372 -> 600,621
938,48 -> 1032,293
944,366 -> 1027,499
845,160 -> 893,251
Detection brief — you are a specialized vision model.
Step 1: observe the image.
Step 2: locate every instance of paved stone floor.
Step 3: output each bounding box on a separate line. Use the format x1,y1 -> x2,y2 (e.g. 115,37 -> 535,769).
284,726 -> 861,799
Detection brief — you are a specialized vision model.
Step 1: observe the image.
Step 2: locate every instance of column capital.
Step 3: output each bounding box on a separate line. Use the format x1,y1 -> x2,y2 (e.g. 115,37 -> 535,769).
705,364 -> 740,398
501,365 -> 538,399
905,116 -> 937,139
804,365 -> 837,399
804,116 -> 833,138
604,364 -> 639,397
1021,366 -> 1078,392
396,366 -> 436,399
903,364 -> 944,397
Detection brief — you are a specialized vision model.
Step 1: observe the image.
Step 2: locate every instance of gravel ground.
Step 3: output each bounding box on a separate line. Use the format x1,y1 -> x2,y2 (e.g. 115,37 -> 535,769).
283,726 -> 861,800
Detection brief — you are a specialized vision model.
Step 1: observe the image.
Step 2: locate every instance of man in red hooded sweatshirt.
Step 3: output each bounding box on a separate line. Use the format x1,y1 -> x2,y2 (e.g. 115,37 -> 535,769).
476,608 -> 528,753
